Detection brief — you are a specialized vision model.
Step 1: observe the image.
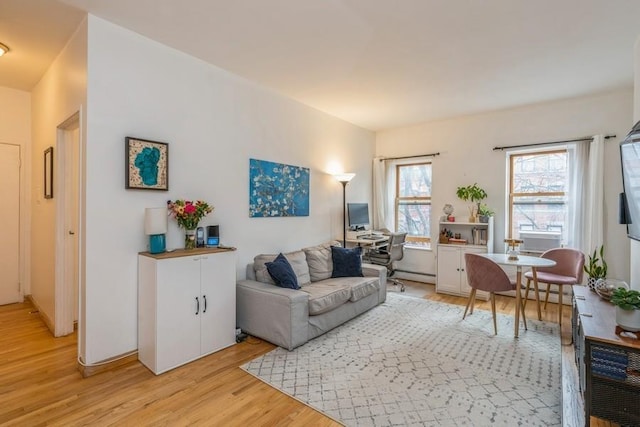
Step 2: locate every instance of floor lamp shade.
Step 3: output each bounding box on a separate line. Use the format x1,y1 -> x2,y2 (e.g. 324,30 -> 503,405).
145,207 -> 167,254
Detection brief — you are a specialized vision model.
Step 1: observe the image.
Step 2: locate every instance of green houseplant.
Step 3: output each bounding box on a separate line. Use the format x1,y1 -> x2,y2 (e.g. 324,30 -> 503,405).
611,287 -> 640,332
584,245 -> 607,290
456,183 -> 487,222
477,203 -> 494,223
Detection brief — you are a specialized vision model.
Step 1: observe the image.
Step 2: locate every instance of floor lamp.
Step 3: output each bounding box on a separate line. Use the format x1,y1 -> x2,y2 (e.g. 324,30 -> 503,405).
333,173 -> 355,247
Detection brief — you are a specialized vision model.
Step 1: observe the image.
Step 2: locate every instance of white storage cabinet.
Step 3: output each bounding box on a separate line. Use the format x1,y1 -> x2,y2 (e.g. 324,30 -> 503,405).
436,218 -> 493,300
138,248 -> 236,375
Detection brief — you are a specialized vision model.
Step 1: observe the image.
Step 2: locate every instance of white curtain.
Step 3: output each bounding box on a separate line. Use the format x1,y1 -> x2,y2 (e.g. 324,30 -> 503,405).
372,157 -> 388,230
568,135 -> 604,259
583,135 -> 605,255
567,142 -> 588,250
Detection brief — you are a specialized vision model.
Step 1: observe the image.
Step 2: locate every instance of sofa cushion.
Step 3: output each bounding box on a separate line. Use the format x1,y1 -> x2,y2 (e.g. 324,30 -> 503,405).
302,241 -> 340,282
331,246 -> 364,278
254,250 -> 311,285
300,282 -> 352,315
265,253 -> 300,289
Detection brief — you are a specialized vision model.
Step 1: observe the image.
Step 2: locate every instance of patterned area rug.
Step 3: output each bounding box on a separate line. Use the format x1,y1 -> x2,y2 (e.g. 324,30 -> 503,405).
241,293 -> 561,426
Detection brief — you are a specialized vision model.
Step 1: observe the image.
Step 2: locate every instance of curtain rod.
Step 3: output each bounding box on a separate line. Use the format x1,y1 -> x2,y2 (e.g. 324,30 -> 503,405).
378,152 -> 440,161
493,134 -> 616,151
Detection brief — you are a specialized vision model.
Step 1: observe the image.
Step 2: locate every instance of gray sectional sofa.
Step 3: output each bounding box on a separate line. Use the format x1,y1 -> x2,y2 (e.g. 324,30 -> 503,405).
236,241 -> 387,350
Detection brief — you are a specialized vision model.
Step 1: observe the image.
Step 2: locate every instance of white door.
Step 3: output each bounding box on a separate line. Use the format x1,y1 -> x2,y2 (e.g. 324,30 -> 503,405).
436,245 -> 462,295
0,144 -> 20,305
156,257 -> 201,373
65,127 -> 80,322
200,252 -> 236,355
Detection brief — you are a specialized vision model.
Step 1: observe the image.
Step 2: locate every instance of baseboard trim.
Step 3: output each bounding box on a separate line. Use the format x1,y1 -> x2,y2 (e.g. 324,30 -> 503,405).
78,352 -> 139,378
25,295 -> 55,334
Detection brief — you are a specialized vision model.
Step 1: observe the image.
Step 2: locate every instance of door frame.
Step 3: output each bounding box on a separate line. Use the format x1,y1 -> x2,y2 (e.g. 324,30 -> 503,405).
54,111 -> 83,337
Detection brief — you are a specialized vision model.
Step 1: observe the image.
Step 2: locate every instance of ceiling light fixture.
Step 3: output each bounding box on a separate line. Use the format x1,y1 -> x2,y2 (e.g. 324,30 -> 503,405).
0,42 -> 10,56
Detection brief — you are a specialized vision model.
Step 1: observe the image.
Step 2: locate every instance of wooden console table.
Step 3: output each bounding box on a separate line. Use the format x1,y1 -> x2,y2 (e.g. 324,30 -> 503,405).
572,286 -> 640,426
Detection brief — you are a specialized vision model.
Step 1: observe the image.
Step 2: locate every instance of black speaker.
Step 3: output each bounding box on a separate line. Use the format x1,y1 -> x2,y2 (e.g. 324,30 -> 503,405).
206,225 -> 219,247
196,227 -> 205,247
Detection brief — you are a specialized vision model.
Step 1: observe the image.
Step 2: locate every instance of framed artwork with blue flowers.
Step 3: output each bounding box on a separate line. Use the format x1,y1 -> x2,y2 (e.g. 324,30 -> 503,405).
249,158 -> 309,217
125,137 -> 169,190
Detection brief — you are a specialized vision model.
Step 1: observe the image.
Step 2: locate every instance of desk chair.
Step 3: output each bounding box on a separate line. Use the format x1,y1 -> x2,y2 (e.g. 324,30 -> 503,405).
366,232 -> 407,292
464,253 -> 526,335
522,247 -> 585,326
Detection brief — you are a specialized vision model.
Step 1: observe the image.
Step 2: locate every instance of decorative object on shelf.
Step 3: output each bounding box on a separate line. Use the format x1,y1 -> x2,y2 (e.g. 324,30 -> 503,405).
611,287 -> 640,332
478,204 -> 494,223
249,158 -> 310,217
504,238 -> 523,260
584,245 -> 607,290
144,207 -> 168,254
594,278 -> 628,301
442,204 -> 454,221
439,228 -> 452,243
167,199 -> 214,249
456,183 -> 487,222
125,137 -> 169,191
332,172 -> 356,247
44,146 -> 53,199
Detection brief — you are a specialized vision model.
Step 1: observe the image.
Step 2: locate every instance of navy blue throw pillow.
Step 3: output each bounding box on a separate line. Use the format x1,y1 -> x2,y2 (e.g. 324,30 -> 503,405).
331,246 -> 364,278
266,253 -> 300,289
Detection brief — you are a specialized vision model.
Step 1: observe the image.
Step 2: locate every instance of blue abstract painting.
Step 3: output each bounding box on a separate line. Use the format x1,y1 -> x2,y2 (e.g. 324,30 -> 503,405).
249,159 -> 310,217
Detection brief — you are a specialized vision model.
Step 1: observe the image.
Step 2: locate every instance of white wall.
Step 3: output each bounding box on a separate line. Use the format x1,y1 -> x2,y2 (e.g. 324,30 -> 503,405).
631,35 -> 640,291
0,87 -> 31,299
30,20 -> 88,332
83,16 -> 374,363
377,90 -> 633,283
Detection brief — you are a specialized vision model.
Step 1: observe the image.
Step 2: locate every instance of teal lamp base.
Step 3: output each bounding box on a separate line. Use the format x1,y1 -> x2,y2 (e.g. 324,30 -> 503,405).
149,234 -> 166,254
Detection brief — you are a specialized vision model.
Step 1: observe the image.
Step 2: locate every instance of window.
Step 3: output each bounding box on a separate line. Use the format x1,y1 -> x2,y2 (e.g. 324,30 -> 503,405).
395,162 -> 432,247
508,149 -> 568,243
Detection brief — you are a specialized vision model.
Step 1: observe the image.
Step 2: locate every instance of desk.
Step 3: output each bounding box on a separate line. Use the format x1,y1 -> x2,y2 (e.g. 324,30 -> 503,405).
480,253 -> 556,337
346,235 -> 389,251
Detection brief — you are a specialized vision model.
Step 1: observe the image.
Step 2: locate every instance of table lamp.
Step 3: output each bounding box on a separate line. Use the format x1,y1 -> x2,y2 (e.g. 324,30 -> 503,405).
504,238 -> 523,261
145,207 -> 167,254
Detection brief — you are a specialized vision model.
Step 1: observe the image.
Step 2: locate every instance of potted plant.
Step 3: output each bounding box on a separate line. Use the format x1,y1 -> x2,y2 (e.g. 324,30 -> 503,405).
456,183 -> 487,222
583,245 -> 607,290
610,287 -> 640,332
477,203 -> 494,223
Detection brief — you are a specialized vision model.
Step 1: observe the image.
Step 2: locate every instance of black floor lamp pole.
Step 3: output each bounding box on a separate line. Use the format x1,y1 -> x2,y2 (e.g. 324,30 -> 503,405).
341,181 -> 347,247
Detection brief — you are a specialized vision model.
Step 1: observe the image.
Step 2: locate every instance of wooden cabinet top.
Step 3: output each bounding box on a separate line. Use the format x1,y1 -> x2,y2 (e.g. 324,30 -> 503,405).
139,247 -> 236,260
573,285 -> 640,350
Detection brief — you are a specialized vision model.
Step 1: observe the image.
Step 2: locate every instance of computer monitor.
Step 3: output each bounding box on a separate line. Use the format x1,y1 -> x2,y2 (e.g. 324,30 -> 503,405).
347,203 -> 370,230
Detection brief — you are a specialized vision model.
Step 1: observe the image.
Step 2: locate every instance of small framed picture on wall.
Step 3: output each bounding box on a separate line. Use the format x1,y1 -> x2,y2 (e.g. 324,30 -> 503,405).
125,137 -> 169,191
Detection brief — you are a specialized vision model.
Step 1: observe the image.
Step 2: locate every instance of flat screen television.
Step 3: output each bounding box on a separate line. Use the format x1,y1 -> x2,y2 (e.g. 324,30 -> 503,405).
347,203 -> 370,230
620,120 -> 640,241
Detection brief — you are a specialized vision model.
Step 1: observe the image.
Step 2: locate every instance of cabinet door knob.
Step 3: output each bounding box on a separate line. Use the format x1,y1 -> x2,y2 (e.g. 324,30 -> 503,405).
195,297 -> 199,315
203,295 -> 207,313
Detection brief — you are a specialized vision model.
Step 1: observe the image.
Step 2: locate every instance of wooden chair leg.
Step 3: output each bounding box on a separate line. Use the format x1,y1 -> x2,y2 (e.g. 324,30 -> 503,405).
523,278 -> 531,309
470,289 -> 477,315
543,283 -> 551,310
558,284 -> 563,326
462,289 -> 476,320
490,292 -> 498,335
520,293 -> 528,331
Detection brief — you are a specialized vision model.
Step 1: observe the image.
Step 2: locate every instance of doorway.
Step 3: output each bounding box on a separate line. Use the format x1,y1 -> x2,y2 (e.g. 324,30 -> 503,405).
0,143 -> 21,305
54,112 -> 81,337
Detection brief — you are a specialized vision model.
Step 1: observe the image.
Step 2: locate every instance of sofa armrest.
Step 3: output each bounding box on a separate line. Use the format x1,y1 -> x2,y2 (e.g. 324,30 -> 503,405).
362,263 -> 387,303
236,279 -> 309,350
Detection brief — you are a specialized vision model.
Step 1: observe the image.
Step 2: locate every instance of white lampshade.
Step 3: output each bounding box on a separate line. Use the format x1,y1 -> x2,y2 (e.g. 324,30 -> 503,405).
145,207 -> 167,235
334,173 -> 355,183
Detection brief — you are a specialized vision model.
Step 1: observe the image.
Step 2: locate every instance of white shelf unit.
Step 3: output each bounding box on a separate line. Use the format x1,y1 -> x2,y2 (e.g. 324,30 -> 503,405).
138,248 -> 236,375
436,218 -> 494,300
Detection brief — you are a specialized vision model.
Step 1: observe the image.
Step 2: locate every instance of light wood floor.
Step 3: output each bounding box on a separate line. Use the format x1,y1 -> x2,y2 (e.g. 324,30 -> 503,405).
1,282 -> 615,426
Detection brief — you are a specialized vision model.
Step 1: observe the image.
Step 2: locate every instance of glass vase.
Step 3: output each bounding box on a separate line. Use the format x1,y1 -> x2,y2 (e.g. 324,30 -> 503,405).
184,228 -> 197,250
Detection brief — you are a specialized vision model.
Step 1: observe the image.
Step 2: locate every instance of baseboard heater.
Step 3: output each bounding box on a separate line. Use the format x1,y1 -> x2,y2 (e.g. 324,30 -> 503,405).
395,269 -> 435,277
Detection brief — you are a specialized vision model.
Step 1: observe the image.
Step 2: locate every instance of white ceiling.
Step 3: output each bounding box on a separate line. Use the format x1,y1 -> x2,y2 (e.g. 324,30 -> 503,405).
2,0 -> 640,131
